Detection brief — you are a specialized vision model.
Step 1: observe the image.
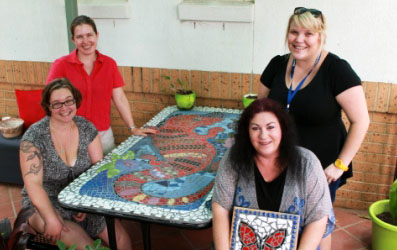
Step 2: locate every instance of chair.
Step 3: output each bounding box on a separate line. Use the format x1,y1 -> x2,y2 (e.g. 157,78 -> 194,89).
8,207 -> 58,250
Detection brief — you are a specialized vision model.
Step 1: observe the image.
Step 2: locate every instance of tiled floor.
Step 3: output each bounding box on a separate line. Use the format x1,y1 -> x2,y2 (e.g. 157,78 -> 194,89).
121,207 -> 372,250
0,183 -> 373,250
332,207 -> 372,250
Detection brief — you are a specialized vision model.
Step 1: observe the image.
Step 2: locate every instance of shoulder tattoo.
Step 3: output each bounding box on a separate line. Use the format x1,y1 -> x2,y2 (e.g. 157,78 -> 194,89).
20,141 -> 43,176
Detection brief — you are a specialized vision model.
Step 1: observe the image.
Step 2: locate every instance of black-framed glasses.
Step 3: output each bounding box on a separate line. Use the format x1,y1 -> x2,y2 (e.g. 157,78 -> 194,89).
294,7 -> 322,18
50,99 -> 76,109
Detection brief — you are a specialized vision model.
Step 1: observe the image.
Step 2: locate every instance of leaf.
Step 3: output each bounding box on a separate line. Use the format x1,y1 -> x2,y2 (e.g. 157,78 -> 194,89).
57,240 -> 67,250
27,154 -> 35,161
93,239 -> 101,249
68,244 -> 77,250
107,168 -> 120,178
85,245 -> 95,250
127,151 -> 135,159
96,163 -> 114,173
98,247 -> 111,250
111,154 -> 121,162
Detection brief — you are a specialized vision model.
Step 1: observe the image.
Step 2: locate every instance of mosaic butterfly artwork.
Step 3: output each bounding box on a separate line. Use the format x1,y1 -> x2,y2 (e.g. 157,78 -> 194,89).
230,207 -> 300,250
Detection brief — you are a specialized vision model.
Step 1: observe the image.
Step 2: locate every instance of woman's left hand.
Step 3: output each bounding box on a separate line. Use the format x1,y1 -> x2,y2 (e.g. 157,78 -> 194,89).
131,127 -> 157,136
72,212 -> 86,222
324,164 -> 344,184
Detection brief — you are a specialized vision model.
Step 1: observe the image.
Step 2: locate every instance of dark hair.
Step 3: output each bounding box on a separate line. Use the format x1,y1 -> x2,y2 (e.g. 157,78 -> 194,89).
70,15 -> 97,37
230,98 -> 298,176
41,78 -> 82,116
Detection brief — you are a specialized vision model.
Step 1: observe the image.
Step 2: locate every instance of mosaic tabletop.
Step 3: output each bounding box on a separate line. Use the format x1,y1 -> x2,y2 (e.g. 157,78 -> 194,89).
58,106 -> 241,227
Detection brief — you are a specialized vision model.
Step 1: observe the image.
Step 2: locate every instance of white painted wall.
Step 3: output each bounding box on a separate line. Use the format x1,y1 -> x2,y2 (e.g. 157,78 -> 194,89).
253,0 -> 397,84
0,0 -> 68,62
95,0 -> 254,73
0,0 -> 396,84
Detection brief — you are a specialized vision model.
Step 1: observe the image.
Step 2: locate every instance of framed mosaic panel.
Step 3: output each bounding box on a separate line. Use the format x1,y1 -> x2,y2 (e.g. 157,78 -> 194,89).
58,106 -> 241,227
230,207 -> 300,250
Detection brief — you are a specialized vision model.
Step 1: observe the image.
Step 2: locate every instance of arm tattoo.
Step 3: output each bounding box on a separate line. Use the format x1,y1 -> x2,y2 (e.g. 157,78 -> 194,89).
21,141 -> 43,176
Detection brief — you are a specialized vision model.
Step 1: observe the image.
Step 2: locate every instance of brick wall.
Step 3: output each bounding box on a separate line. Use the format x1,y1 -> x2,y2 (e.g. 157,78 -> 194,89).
0,60 -> 396,210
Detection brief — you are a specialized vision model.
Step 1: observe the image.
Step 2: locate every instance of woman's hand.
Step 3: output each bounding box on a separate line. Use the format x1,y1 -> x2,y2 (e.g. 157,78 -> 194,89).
72,212 -> 87,222
324,163 -> 344,184
131,127 -> 157,136
43,215 -> 69,244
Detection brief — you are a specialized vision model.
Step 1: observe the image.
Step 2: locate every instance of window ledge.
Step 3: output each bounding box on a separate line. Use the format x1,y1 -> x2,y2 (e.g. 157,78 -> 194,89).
78,1 -> 130,19
178,1 -> 254,23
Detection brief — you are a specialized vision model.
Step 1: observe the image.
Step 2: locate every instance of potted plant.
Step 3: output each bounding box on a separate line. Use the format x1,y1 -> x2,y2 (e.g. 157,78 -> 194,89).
0,218 -> 11,249
242,93 -> 258,108
161,75 -> 196,110
368,180 -> 397,250
57,238 -> 110,250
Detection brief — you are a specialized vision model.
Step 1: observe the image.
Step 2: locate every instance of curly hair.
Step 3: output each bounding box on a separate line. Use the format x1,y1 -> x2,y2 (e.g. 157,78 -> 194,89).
230,98 -> 298,177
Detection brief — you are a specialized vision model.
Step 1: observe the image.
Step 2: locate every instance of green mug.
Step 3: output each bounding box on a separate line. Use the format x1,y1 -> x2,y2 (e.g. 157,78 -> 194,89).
243,93 -> 258,108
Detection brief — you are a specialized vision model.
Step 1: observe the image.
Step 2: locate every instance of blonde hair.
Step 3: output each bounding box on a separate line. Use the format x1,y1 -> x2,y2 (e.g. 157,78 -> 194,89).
285,11 -> 327,47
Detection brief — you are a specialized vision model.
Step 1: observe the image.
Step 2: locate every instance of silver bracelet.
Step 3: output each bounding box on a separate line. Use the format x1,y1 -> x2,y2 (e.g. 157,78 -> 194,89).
128,125 -> 136,131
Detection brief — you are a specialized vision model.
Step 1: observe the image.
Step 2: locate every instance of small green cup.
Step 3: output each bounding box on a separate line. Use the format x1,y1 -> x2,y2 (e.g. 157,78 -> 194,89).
243,93 -> 258,108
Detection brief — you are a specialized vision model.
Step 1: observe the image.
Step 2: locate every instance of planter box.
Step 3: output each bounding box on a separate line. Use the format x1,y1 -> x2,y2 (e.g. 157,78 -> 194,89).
368,199 -> 397,250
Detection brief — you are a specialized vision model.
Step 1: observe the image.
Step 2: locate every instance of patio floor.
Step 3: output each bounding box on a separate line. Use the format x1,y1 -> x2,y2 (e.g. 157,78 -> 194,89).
0,184 -> 373,250
122,207 -> 372,250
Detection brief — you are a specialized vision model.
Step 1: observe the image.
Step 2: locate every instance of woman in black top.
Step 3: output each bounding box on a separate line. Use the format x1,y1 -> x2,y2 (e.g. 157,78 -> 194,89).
259,7 -> 369,202
258,9 -> 369,248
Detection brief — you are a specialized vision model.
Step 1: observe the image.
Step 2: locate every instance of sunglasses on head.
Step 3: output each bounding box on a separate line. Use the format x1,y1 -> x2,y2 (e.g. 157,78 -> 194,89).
294,7 -> 322,18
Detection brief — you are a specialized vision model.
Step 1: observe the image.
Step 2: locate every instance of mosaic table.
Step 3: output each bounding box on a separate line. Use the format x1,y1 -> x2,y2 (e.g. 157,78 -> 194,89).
58,105 -> 241,250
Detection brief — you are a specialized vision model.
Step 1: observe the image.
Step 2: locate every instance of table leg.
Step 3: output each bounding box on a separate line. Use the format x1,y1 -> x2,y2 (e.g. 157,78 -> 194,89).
140,222 -> 151,250
105,216 -> 117,250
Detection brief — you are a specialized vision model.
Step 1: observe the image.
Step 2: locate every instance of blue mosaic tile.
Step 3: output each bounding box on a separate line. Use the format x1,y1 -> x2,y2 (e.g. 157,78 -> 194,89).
58,106 -> 241,225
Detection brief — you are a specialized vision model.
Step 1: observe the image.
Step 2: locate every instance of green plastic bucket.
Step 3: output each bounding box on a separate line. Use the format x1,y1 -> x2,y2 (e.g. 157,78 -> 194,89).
368,199 -> 397,250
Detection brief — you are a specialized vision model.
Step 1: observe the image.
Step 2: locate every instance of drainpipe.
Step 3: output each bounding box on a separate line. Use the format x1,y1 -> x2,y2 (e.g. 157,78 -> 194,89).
65,0 -> 78,52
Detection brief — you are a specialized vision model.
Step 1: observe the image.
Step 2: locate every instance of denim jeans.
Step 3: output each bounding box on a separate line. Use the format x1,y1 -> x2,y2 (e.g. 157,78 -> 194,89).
329,178 -> 342,203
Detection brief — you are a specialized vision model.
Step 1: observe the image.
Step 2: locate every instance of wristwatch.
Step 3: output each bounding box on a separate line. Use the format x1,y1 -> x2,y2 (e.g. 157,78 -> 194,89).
334,159 -> 348,172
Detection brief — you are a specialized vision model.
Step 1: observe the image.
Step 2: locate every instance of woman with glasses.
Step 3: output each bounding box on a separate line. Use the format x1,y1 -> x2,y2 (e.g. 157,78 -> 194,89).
19,78 -> 132,250
47,15 -> 155,155
258,7 -> 369,203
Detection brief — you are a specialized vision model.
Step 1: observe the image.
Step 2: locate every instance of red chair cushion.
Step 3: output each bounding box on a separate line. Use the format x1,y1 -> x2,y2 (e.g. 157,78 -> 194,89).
14,89 -> 46,129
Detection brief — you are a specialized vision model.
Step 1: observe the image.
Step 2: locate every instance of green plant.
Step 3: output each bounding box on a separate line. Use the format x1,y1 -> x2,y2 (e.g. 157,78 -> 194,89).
161,75 -> 193,95
57,239 -> 110,250
390,180 -> 397,224
57,240 -> 76,250
96,151 -> 135,178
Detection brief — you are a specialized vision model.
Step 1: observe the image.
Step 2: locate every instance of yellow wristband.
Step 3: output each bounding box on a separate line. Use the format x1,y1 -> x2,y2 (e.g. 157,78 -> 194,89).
334,159 -> 348,172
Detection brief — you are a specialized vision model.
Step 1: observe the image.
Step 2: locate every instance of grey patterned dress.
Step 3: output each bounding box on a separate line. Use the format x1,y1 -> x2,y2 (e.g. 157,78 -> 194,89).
21,116 -> 105,237
212,147 -> 335,238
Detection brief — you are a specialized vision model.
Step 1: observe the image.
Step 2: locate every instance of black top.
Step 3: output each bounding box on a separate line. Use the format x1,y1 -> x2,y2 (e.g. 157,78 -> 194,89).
260,53 -> 361,180
254,165 -> 287,211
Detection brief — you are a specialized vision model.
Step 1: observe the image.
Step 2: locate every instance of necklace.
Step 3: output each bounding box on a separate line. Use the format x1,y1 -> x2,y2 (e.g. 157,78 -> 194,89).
286,52 -> 322,111
50,120 -> 73,156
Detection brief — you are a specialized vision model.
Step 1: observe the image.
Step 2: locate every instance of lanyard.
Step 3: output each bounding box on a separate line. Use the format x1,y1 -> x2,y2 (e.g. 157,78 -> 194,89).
286,52 -> 322,111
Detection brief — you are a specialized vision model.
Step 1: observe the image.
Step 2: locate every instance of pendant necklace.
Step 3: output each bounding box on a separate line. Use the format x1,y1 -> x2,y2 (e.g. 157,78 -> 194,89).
286,52 -> 322,112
